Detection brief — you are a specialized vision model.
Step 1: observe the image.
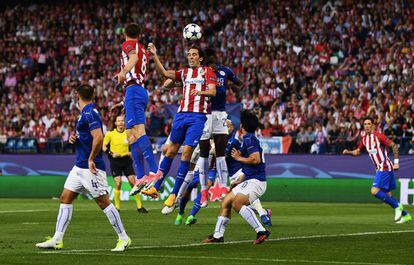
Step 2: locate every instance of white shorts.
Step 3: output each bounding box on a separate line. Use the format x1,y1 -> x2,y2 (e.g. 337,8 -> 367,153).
201,111 -> 228,140
64,166 -> 109,198
229,168 -> 244,182
232,178 -> 267,204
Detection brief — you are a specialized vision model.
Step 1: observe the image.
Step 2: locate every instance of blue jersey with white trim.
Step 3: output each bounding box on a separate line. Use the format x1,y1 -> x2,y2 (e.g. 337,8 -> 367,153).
240,133 -> 266,181
75,103 -> 105,171
211,65 -> 239,111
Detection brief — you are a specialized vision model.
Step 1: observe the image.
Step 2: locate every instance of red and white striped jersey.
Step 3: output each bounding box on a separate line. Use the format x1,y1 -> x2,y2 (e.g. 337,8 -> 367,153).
175,66 -> 217,114
358,131 -> 394,171
120,39 -> 148,87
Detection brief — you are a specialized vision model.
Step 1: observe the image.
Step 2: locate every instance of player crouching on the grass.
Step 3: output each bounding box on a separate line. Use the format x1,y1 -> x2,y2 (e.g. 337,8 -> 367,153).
203,110 -> 270,245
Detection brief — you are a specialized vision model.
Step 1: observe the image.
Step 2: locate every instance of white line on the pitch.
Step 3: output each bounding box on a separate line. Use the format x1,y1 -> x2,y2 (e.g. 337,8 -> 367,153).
39,252 -> 404,265
0,206 -> 221,214
39,229 -> 414,254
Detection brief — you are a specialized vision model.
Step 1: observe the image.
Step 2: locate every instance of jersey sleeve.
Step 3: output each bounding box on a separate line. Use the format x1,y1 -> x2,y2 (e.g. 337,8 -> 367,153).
205,67 -> 218,85
122,40 -> 136,55
376,132 -> 392,147
244,137 -> 260,156
103,132 -> 111,146
174,69 -> 183,82
224,67 -> 239,83
85,109 -> 102,131
357,139 -> 364,150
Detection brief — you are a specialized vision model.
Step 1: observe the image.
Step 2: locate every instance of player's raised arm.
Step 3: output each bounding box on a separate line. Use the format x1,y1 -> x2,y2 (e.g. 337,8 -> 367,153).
89,128 -> 104,174
147,43 -> 175,80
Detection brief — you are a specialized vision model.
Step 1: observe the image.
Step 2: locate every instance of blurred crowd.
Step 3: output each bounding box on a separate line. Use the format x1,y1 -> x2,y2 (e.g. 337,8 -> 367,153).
0,0 -> 413,154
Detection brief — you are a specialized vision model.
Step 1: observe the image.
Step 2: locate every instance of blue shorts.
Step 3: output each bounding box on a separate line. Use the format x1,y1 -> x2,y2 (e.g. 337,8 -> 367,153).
170,113 -> 207,147
372,171 -> 396,192
188,169 -> 217,190
124,85 -> 148,129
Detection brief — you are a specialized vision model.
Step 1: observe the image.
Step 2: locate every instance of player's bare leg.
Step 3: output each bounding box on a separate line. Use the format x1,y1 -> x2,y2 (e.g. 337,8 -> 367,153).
36,189 -> 77,249
127,174 -> 147,213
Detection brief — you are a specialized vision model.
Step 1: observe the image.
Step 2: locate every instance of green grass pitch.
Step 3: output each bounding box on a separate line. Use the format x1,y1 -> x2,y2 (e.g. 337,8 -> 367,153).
1,199 -> 413,265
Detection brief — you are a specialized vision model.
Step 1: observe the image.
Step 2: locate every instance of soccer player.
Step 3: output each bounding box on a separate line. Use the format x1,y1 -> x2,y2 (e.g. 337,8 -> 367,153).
115,23 -> 162,194
36,85 -> 131,251
198,49 -> 244,207
226,120 -> 272,227
343,116 -> 412,223
145,43 -> 217,207
203,110 -> 270,245
103,115 -> 148,213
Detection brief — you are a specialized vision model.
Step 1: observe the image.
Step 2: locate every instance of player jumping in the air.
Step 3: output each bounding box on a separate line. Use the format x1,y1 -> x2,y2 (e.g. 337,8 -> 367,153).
144,43 -> 217,208
36,85 -> 131,251
197,49 -> 244,207
115,23 -> 162,194
343,116 -> 412,223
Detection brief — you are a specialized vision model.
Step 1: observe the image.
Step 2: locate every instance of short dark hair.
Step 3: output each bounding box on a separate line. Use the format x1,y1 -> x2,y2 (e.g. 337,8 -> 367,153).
204,48 -> 216,65
125,23 -> 140,38
188,45 -> 204,59
362,116 -> 374,124
241,110 -> 259,133
76,84 -> 94,101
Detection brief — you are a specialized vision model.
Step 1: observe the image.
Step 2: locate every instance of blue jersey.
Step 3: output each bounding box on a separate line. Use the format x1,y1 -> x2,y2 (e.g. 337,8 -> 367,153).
75,103 -> 105,171
225,133 -> 242,176
240,133 -> 266,181
211,65 -> 239,111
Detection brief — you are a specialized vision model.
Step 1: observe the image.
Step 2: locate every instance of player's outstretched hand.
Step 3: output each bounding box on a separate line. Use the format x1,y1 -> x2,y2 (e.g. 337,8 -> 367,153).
342,149 -> 350,155
88,160 -> 97,174
110,102 -> 124,115
69,134 -> 77,144
148,43 -> 157,55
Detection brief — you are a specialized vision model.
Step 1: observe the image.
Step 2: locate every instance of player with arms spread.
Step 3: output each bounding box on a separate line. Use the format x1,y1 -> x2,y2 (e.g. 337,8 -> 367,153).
36,85 -> 131,251
115,23 -> 162,193
343,116 -> 411,223
144,43 -> 217,208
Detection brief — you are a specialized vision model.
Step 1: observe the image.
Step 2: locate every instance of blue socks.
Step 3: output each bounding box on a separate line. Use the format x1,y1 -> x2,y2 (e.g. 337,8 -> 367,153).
190,192 -> 202,216
171,160 -> 190,195
179,196 -> 188,215
154,156 -> 173,190
133,135 -> 158,173
130,144 -> 145,179
374,190 -> 399,209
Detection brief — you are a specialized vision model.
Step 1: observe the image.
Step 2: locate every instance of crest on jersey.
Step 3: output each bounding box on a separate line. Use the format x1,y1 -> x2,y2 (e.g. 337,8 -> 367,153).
199,69 -> 205,75
219,70 -> 226,76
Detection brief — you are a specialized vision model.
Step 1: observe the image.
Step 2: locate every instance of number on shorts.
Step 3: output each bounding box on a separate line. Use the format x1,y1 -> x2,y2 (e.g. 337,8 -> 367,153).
91,179 -> 99,189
